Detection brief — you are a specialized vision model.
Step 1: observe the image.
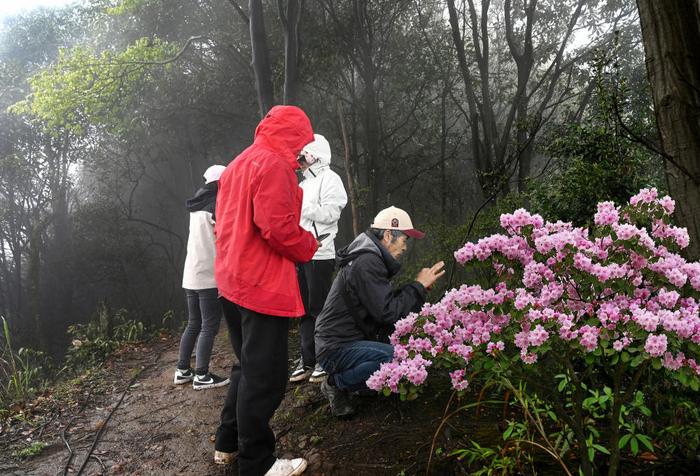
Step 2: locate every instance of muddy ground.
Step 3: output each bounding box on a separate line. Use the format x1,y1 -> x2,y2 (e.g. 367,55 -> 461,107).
1,327 -> 495,476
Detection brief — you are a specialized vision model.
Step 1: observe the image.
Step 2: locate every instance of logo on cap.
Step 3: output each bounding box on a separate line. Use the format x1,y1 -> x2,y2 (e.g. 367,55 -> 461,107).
391,218 -> 399,227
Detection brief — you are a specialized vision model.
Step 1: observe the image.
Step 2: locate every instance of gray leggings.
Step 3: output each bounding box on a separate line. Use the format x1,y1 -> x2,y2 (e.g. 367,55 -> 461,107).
177,288 -> 222,374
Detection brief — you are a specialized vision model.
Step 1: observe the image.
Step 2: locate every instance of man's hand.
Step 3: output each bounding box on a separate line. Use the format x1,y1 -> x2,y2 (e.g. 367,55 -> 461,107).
415,261 -> 446,290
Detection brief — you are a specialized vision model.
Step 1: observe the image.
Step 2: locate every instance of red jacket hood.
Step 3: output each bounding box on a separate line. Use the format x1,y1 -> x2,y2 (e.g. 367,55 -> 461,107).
253,105 -> 314,169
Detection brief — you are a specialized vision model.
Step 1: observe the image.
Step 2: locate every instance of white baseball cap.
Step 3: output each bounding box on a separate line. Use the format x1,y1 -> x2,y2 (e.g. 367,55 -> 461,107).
371,206 -> 425,239
203,165 -> 226,184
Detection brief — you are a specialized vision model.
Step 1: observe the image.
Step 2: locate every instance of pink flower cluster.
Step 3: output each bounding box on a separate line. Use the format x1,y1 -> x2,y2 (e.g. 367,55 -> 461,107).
629,187 -> 659,207
594,201 -> 619,226
645,334 -> 667,357
368,190 -> 700,394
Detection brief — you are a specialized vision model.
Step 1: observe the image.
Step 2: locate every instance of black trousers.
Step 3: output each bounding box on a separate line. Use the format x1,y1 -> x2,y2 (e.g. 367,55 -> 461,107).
298,259 -> 335,367
215,298 -> 289,476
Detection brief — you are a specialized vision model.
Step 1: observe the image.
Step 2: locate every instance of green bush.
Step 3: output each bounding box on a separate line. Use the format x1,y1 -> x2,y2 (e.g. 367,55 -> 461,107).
65,304 -> 147,372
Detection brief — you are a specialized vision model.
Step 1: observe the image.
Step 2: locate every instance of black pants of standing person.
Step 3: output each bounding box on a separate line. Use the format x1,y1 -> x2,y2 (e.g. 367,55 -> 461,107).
215,298 -> 289,476
298,259 -> 335,368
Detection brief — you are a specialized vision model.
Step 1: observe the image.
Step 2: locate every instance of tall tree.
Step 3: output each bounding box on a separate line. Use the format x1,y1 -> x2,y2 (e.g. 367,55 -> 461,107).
444,0 -> 635,195
234,0 -> 304,115
637,0 -> 700,259
249,0 -> 275,114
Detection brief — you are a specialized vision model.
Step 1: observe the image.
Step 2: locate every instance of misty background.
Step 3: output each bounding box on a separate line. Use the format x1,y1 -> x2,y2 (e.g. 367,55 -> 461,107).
0,0 -> 661,360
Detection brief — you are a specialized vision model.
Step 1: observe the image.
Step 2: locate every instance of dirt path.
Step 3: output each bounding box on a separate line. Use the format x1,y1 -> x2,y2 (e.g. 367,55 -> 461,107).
4,329 -> 483,475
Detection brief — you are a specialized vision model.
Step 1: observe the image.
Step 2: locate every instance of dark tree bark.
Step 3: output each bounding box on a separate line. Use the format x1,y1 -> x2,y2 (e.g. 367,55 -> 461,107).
279,0 -> 302,105
337,101 -> 360,236
249,0 -> 274,116
41,137 -> 74,355
637,0 -> 700,259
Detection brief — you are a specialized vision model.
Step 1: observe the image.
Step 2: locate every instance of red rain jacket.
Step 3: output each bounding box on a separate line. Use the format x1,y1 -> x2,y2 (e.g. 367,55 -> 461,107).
215,106 -> 318,317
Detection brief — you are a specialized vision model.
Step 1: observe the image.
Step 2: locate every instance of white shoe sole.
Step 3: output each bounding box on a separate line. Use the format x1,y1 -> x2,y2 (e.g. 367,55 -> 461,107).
290,459 -> 307,475
289,373 -> 311,383
308,374 -> 327,383
214,450 -> 236,465
193,379 -> 230,391
173,377 -> 193,385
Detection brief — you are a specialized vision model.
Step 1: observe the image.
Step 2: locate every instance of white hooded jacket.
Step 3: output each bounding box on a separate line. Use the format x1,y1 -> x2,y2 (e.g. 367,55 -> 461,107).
299,135 -> 348,260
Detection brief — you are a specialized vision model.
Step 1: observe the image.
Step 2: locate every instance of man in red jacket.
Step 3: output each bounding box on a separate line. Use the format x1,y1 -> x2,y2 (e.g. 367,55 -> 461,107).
213,106 -> 318,476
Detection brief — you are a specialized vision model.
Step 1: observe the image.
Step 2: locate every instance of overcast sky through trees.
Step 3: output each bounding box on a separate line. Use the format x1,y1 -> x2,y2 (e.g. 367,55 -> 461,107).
0,0 -> 73,23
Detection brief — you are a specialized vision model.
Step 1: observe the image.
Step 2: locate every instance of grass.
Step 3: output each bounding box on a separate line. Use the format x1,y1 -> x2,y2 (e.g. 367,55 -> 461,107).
0,316 -> 46,407
14,441 -> 47,458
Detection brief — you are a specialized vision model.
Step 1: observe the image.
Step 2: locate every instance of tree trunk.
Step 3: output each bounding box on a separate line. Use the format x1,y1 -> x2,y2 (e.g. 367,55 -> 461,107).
363,75 -> 384,214
281,0 -> 301,105
26,226 -> 47,351
638,0 -> 700,259
337,101 -> 360,236
249,0 -> 274,116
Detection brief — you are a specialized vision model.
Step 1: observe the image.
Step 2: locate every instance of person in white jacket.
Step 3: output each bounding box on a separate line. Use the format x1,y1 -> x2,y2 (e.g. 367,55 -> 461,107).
290,134 -> 348,383
174,165 -> 230,391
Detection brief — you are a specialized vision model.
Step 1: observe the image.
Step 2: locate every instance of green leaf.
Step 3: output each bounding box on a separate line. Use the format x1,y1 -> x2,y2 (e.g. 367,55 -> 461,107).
592,443 -> 610,455
558,378 -> 568,392
637,434 -> 654,452
503,424 -> 514,440
630,437 -> 639,455
651,358 -> 662,370
619,434 -> 632,449
630,355 -> 644,368
621,351 -> 631,362
382,387 -> 391,397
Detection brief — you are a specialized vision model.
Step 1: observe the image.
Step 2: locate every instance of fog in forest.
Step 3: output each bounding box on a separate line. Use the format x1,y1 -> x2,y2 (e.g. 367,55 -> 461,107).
0,0 -> 660,361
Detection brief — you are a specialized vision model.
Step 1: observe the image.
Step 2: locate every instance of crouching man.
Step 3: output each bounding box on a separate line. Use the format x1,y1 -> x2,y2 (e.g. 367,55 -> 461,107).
314,206 -> 445,417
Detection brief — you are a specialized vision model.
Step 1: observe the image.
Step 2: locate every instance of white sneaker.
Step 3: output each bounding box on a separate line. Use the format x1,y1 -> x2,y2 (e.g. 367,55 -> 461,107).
173,368 -> 194,385
289,361 -> 312,382
264,457 -> 307,476
192,372 -> 230,390
308,364 -> 327,383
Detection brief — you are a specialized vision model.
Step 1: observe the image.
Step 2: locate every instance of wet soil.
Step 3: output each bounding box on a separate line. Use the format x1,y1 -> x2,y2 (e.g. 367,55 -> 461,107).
1,328 -> 496,476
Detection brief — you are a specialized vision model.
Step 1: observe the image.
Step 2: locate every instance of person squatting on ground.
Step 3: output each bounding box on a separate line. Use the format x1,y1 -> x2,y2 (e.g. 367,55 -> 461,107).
174,165 -> 231,391
213,106 -> 320,476
290,134 -> 348,384
315,206 -> 445,418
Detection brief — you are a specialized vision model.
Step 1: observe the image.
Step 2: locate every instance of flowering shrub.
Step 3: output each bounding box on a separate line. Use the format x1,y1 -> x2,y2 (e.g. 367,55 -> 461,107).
368,188 -> 700,474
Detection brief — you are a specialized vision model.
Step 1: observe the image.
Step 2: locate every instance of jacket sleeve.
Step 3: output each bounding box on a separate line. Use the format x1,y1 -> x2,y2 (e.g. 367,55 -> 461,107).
302,172 -> 348,225
350,254 -> 426,326
253,162 -> 318,263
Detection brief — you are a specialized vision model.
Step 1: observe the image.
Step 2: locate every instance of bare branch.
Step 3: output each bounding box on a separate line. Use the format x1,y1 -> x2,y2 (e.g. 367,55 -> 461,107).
226,0 -> 250,24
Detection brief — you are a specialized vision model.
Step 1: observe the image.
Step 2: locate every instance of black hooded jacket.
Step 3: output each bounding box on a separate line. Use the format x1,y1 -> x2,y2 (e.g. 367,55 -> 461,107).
186,181 -> 218,217
314,231 -> 426,360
